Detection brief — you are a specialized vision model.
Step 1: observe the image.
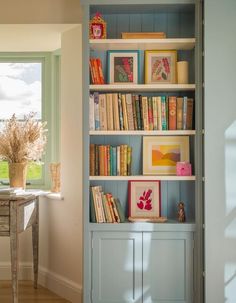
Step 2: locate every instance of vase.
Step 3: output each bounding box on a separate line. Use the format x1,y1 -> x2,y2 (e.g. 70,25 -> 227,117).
8,162 -> 28,189
50,163 -> 61,193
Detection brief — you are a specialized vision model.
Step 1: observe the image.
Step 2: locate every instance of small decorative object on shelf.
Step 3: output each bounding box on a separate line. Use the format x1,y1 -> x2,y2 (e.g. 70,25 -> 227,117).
50,163 -> 61,193
128,180 -> 161,220
89,12 -> 107,39
0,113 -> 47,189
176,161 -> 192,176
177,61 -> 189,84
177,201 -> 186,222
121,32 -> 166,39
107,50 -> 140,84
145,50 -> 177,84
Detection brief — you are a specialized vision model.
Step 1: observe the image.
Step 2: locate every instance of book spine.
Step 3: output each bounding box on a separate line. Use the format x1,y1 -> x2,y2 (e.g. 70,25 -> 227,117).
102,194 -> 113,223
89,94 -> 95,131
123,145 -> 128,176
152,97 -> 158,130
109,145 -> 113,176
168,96 -> 177,130
96,58 -> 105,84
98,145 -> 104,176
89,144 -> 95,176
120,145 -> 124,176
97,190 -> 106,222
90,192 -> 97,222
112,93 -> 120,130
132,95 -> 138,130
95,144 -> 99,176
157,96 -> 162,130
106,93 -> 114,131
148,96 -> 154,130
112,146 -> 117,176
177,97 -> 183,130
105,145 -> 110,176
94,92 -> 100,130
92,58 -> 101,84
91,187 -> 99,222
139,95 -> 143,130
121,94 -> 129,130
106,193 -> 116,223
183,96 -> 188,130
142,96 -> 149,130
114,198 -> 125,223
99,94 -> 107,130
118,93 -> 124,130
161,96 -> 167,130
111,196 -> 120,223
127,146 -> 132,176
117,146 -> 120,176
186,98 -> 194,130
126,93 -> 135,130
135,95 -> 142,130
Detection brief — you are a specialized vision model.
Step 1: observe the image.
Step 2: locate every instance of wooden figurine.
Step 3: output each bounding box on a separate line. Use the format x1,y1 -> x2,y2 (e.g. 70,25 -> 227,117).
89,12 -> 107,39
177,202 -> 186,222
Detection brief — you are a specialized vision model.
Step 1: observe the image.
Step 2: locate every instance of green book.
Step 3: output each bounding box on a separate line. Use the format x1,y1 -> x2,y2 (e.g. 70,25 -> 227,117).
90,192 -> 96,223
114,198 -> 126,223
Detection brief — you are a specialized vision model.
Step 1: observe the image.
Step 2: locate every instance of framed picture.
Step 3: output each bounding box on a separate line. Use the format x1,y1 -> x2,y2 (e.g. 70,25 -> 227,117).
143,136 -> 189,175
128,180 -> 161,219
107,50 -> 140,84
145,50 -> 177,84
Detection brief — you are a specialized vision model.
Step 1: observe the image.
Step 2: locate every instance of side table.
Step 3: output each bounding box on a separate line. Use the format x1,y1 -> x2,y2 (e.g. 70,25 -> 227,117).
0,194 -> 39,303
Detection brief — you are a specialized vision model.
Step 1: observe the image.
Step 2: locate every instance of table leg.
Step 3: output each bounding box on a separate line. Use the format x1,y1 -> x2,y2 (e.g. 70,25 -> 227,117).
10,202 -> 19,303
32,197 -> 39,289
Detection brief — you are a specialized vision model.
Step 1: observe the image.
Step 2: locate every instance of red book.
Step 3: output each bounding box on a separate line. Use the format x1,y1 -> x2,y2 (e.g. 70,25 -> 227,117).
89,58 -> 95,84
96,58 -> 105,84
168,96 -> 177,130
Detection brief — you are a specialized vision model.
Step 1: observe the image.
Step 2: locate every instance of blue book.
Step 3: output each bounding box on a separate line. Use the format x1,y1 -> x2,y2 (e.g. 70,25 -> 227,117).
161,96 -> 167,130
112,146 -> 117,176
110,146 -> 113,176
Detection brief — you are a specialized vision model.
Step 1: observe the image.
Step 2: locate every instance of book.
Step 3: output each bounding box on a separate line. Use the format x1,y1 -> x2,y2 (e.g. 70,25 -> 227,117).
89,144 -> 95,176
127,146 -> 132,176
152,97 -> 158,130
177,97 -> 183,130
182,96 -> 188,130
121,32 -> 166,39
126,93 -> 135,130
114,198 -> 126,223
99,94 -> 107,130
112,93 -> 120,130
135,95 -> 142,130
121,94 -> 129,130
117,146 -> 120,176
96,58 -> 105,84
141,96 -> 149,130
148,96 -> 154,130
132,95 -> 138,130
118,93 -> 124,130
161,96 -> 167,130
156,96 -> 162,130
94,92 -> 100,130
168,96 -> 177,130
89,94 -> 95,130
186,98 -> 194,130
106,93 -> 114,130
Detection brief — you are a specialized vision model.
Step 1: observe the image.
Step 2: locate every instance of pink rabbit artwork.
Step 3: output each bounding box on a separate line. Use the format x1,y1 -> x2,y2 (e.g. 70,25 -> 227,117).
137,189 -> 153,211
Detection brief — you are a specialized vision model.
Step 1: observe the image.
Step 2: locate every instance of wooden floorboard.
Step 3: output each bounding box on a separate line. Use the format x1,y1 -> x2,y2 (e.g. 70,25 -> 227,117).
0,281 -> 71,303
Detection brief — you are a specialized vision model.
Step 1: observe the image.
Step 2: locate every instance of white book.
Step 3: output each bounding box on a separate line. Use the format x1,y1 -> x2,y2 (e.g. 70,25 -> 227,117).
99,94 -> 107,131
89,94 -> 95,131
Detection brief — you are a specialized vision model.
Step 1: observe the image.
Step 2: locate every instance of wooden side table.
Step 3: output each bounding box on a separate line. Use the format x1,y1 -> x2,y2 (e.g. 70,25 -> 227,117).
0,194 -> 39,303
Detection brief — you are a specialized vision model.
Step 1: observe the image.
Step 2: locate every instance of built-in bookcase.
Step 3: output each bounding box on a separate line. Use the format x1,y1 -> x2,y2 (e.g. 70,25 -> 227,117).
82,1 -> 203,303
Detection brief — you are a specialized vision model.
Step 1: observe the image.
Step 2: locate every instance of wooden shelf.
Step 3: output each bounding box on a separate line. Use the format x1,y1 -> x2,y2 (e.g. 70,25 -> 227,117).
89,38 -> 195,51
89,175 -> 196,181
89,84 -> 195,92
90,130 -> 196,136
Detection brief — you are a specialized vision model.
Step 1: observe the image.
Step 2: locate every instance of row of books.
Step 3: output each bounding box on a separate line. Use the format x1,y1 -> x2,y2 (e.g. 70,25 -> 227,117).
89,57 -> 105,84
91,186 -> 125,223
89,93 -> 194,131
90,144 -> 132,176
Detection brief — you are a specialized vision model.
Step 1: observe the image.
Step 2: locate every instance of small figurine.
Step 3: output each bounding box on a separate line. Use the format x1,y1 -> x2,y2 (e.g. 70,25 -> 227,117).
89,12 -> 107,39
177,202 -> 186,222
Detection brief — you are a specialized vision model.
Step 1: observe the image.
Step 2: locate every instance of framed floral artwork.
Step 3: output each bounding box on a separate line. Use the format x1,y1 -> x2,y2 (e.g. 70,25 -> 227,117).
143,136 -> 190,175
107,50 -> 140,84
128,180 -> 161,219
145,50 -> 177,84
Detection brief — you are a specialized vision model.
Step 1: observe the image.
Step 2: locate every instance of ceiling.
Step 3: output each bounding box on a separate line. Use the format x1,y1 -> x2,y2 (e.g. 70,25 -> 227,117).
0,24 -> 79,52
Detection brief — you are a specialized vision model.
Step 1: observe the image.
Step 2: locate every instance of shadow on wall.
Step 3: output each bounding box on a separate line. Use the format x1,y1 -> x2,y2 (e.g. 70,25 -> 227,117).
224,120 -> 236,302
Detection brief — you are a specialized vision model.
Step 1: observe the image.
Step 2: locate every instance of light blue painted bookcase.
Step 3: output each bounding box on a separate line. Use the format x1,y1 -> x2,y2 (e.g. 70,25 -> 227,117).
81,1 -> 203,302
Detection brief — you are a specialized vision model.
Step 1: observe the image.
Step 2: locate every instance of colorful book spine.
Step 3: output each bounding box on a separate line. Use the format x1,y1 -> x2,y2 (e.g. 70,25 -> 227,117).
106,93 -> 114,131
89,94 -> 95,131
121,94 -> 129,130
95,144 -> 99,176
135,95 -> 142,130
112,93 -> 120,130
96,58 -> 105,84
132,95 -> 138,130
109,146 -> 113,176
112,146 -> 117,176
148,97 -> 154,130
177,97 -> 183,130
157,96 -> 162,130
126,93 -> 135,130
89,144 -> 95,176
142,96 -> 149,130
186,98 -> 194,130
118,93 -> 124,130
99,94 -> 107,130
168,96 -> 177,130
182,96 -> 188,130
127,146 -> 132,176
117,146 -> 120,176
152,97 -> 158,130
94,92 -> 100,130
161,96 -> 167,130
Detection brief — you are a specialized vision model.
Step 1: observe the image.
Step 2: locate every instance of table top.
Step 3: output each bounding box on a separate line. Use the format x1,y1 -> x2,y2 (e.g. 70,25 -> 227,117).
0,190 -> 48,201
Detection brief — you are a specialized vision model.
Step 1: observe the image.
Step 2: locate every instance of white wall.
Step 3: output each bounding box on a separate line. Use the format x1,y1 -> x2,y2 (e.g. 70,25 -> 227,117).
205,0 -> 236,302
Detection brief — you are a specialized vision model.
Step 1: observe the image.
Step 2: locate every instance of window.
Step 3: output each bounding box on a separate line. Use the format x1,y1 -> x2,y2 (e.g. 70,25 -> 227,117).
0,53 -> 60,188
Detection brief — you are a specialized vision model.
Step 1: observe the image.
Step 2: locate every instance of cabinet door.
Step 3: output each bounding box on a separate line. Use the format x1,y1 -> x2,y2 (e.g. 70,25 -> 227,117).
92,232 -> 142,303
143,232 -> 193,303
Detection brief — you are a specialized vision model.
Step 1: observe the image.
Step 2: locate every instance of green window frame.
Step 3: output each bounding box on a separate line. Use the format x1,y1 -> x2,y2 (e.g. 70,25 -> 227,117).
0,52 -> 60,189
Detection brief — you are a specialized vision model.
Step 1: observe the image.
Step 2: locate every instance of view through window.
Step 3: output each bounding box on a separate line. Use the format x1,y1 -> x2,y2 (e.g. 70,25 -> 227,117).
0,62 -> 42,181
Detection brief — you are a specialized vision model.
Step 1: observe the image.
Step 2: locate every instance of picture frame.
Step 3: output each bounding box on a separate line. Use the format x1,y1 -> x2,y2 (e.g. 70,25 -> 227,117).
145,50 -> 177,84
89,13 -> 107,39
143,136 -> 190,175
107,50 -> 140,84
128,180 -> 161,219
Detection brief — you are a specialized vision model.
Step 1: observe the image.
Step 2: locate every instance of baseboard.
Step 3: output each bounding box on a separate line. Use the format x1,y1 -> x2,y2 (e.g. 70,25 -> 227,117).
0,262 -> 33,280
0,262 -> 82,303
38,266 -> 82,303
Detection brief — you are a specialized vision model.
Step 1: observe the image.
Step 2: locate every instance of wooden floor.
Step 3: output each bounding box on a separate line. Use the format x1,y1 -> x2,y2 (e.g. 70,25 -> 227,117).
0,281 -> 71,303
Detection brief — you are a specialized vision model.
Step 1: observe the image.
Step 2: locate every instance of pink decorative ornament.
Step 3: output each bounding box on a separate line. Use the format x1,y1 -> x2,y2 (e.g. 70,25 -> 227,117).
176,162 -> 192,176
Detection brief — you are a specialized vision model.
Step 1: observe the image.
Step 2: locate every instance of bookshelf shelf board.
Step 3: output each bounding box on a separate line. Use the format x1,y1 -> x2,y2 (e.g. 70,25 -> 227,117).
88,221 -> 196,232
89,175 -> 196,181
89,38 -> 196,51
90,130 -> 196,136
89,84 -> 195,92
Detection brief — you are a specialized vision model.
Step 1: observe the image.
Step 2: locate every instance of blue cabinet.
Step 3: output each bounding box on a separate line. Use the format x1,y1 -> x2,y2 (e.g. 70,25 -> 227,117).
92,231 -> 193,303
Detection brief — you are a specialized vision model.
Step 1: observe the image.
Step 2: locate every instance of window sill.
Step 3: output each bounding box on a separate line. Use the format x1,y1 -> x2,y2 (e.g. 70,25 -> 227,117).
45,192 -> 64,200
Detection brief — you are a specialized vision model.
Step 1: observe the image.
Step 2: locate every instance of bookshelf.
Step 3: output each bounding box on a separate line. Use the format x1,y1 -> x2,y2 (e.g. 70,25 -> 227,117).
82,1 -> 203,303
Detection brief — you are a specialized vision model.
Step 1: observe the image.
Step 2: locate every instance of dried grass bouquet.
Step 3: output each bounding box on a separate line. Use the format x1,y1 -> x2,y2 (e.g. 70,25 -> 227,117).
0,113 -> 47,164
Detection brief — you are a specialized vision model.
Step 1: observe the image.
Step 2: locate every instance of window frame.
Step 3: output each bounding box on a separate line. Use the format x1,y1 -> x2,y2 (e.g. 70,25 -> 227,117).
0,52 -> 60,189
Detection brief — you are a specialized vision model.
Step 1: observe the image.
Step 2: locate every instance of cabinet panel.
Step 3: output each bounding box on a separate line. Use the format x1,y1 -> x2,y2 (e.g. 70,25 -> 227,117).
143,232 -> 193,303
92,232 -> 142,303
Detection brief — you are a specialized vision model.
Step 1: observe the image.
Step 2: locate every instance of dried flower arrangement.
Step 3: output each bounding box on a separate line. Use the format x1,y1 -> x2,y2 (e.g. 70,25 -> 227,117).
0,113 -> 47,164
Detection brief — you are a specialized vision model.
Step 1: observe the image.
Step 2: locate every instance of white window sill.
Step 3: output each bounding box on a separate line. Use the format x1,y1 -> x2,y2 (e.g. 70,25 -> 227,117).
45,192 -> 64,200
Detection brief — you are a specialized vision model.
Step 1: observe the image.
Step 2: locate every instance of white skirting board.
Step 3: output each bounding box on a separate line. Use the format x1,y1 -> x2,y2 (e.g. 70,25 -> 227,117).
0,262 -> 82,303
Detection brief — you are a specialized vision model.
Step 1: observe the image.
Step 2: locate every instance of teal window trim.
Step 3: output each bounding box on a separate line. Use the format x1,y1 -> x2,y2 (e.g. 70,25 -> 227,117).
0,52 -> 60,190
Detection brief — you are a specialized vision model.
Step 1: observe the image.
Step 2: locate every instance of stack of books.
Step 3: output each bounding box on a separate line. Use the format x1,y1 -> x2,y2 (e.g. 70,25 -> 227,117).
90,144 -> 132,176
89,58 -> 105,84
91,186 -> 125,223
90,92 -> 194,131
